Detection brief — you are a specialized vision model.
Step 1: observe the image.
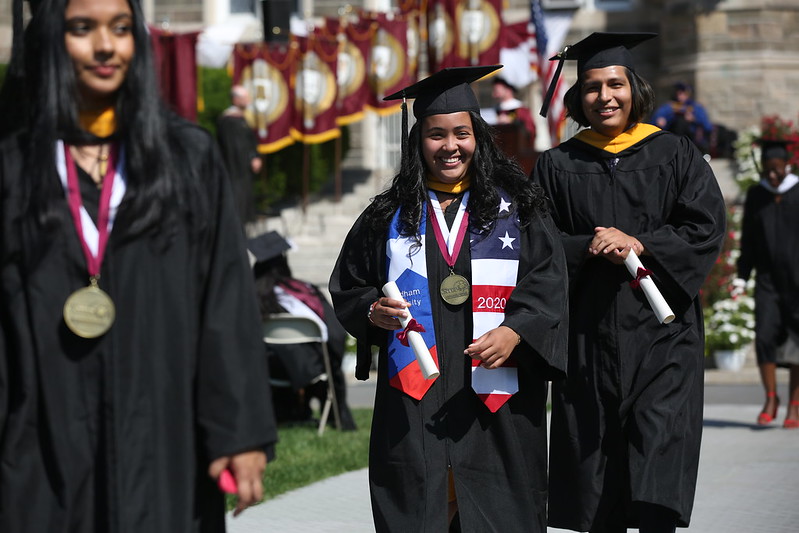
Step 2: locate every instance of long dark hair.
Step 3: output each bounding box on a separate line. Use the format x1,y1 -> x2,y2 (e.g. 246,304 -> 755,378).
563,67 -> 655,129
1,0 -> 184,239
363,111 -> 546,240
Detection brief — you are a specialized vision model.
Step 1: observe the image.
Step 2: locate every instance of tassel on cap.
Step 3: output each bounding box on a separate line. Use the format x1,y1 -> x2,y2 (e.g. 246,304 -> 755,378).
539,48 -> 567,118
400,94 -> 409,171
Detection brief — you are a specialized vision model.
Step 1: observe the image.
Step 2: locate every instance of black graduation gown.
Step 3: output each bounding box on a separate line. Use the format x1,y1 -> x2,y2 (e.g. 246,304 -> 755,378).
737,180 -> 799,364
216,113 -> 259,224
329,194 -> 569,532
0,121 -> 277,533
534,131 -> 726,530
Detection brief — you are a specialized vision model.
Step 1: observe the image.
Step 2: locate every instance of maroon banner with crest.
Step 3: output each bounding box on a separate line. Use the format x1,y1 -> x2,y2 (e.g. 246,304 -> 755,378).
231,42 -> 296,154
397,1 -> 423,81
333,16 -> 375,125
427,0 -> 502,71
291,35 -> 341,144
364,12 -> 411,115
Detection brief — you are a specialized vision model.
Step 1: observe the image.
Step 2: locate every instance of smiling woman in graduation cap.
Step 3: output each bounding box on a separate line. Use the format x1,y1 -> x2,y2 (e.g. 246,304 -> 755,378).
329,66 -> 569,531
534,32 -> 727,532
0,0 -> 276,531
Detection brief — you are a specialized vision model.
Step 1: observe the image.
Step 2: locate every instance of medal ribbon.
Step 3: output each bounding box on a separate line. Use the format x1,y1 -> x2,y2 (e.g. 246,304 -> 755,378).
428,190 -> 470,269
63,143 -> 118,278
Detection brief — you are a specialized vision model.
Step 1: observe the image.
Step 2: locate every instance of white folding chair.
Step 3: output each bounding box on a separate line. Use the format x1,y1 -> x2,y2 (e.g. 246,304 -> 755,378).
263,313 -> 341,435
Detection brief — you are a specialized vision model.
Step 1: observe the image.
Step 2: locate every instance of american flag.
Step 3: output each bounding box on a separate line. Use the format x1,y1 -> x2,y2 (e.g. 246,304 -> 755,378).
530,0 -> 569,146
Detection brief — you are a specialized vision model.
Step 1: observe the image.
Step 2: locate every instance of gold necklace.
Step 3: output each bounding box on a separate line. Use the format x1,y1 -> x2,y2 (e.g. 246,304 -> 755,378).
72,144 -> 109,188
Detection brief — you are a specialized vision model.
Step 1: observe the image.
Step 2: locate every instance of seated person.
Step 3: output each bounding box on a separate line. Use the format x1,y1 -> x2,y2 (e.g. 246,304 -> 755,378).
249,231 -> 357,430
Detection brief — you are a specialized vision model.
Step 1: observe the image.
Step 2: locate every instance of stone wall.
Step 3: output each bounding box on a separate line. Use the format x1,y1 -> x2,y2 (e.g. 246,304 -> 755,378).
660,0 -> 799,133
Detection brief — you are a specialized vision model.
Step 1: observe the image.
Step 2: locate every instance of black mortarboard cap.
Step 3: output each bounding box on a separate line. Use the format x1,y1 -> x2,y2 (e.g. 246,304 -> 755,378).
539,32 -> 657,118
247,231 -> 292,264
756,138 -> 791,161
384,65 -> 502,119
383,65 -> 501,171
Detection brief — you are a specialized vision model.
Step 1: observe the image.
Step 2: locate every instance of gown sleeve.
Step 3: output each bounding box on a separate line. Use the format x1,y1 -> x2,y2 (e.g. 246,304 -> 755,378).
501,210 -> 569,380
329,210 -> 390,380
329,210 -> 387,350
193,137 -> 277,461
532,151 -> 594,282
634,137 -> 726,305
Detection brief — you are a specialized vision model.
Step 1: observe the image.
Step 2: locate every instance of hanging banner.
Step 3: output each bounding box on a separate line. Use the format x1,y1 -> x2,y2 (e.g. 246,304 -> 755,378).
365,12 -> 411,115
427,0 -> 502,71
291,35 -> 341,144
426,0 -> 456,72
232,42 -> 296,154
398,0 -> 423,81
320,16 -> 374,126
149,28 -> 200,121
455,0 -> 502,66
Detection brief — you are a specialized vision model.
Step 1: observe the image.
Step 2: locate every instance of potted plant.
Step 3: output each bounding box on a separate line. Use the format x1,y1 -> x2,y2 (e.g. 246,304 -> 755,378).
704,291 -> 755,371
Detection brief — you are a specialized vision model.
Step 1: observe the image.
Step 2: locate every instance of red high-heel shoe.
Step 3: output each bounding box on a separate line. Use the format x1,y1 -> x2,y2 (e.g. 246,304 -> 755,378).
757,391 -> 779,425
783,400 -> 799,429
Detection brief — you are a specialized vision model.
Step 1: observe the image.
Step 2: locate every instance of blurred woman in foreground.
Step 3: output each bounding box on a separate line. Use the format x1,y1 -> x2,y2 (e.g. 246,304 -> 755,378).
0,0 -> 276,530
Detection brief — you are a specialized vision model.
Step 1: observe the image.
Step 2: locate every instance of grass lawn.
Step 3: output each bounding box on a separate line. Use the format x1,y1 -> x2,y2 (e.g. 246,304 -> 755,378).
228,407 -> 372,508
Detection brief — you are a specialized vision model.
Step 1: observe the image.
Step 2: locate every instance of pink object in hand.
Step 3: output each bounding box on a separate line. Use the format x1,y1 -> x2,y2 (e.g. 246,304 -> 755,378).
218,468 -> 238,494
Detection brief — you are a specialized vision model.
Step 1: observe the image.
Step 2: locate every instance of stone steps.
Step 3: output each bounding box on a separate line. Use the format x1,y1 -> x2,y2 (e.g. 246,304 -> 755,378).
247,166 -> 388,292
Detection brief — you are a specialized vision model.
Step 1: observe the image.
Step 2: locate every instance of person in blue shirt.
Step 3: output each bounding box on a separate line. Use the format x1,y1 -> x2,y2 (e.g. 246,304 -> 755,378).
650,81 -> 713,153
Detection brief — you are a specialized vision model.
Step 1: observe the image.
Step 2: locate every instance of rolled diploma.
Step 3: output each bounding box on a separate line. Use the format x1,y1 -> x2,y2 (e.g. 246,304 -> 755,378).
623,251 -> 675,324
382,281 -> 440,379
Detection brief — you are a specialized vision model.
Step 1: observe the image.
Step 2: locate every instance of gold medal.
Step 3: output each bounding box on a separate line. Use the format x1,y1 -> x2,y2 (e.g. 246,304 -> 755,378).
63,279 -> 115,338
440,273 -> 470,306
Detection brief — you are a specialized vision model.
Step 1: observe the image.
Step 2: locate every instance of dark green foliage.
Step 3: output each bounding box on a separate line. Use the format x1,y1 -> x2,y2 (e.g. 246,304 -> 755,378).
257,129 -> 350,210
196,66 -> 232,137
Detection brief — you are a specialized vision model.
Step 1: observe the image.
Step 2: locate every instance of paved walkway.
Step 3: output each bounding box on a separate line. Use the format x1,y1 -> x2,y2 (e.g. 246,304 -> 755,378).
228,365 -> 798,532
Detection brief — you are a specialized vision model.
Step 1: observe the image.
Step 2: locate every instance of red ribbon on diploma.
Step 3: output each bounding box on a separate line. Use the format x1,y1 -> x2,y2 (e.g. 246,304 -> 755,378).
396,319 -> 426,347
629,267 -> 653,290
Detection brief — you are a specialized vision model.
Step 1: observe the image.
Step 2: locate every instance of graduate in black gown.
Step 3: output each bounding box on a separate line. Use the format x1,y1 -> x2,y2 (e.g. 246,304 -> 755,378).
0,0 -> 276,531
534,33 -> 726,532
217,85 -> 262,225
735,139 -> 799,428
329,66 -> 569,532
250,231 -> 357,430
